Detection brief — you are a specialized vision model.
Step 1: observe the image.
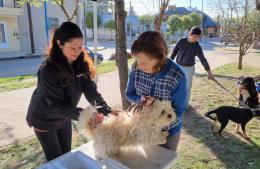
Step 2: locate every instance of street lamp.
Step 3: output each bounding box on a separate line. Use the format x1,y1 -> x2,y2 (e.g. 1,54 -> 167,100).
44,1 -> 49,45
92,0 -> 98,84
201,0 -> 203,36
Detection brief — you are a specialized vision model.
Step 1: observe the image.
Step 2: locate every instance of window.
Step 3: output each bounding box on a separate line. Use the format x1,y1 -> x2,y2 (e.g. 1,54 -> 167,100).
0,0 -> 3,7
0,22 -> 8,48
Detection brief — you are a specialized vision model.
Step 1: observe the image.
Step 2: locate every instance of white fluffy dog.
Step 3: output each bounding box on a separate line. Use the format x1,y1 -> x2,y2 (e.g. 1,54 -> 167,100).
79,100 -> 176,159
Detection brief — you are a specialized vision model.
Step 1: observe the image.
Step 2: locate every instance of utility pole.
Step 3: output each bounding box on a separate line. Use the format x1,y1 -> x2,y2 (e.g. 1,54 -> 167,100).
44,1 -> 49,45
244,0 -> 248,23
83,0 -> 87,46
130,1 -> 132,41
218,0 -> 221,36
201,0 -> 203,36
93,0 -> 98,84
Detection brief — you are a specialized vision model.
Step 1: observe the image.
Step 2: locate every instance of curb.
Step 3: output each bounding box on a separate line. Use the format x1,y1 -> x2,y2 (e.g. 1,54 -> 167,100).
0,47 -> 107,61
0,54 -> 43,61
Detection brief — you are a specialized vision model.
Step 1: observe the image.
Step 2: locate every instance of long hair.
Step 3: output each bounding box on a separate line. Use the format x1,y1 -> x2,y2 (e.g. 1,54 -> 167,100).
46,22 -> 91,86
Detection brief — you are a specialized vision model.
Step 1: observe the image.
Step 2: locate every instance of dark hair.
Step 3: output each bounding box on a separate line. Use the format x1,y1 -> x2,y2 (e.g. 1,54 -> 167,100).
131,31 -> 168,72
46,22 -> 90,86
190,26 -> 201,35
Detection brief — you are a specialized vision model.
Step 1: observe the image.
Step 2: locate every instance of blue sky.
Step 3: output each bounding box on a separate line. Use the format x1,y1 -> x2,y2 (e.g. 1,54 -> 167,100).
124,0 -> 218,17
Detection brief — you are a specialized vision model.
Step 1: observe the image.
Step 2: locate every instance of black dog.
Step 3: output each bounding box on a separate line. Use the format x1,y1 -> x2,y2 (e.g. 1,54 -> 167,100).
237,76 -> 259,108
205,106 -> 260,138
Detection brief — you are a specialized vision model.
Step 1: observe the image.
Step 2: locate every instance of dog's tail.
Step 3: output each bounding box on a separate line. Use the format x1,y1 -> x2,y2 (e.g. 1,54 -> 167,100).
78,105 -> 96,138
204,110 -> 217,121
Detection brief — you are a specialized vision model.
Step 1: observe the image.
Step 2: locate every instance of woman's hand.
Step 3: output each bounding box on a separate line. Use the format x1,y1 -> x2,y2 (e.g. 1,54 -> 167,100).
110,109 -> 122,115
207,70 -> 214,80
140,96 -> 155,106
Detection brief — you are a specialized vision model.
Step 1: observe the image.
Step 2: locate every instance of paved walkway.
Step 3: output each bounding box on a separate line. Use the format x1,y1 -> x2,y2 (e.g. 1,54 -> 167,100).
0,71 -> 121,147
0,49 -> 259,147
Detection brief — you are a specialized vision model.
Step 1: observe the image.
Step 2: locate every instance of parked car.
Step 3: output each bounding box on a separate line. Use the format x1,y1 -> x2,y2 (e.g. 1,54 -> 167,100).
83,46 -> 104,64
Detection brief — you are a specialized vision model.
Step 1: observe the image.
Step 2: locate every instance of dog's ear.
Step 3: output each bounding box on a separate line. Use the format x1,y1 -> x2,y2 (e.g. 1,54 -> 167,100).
238,76 -> 244,80
237,76 -> 244,85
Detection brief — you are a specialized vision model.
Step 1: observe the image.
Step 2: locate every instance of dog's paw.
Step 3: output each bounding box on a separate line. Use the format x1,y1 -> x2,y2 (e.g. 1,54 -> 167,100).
95,153 -> 108,160
242,134 -> 250,140
236,131 -> 242,134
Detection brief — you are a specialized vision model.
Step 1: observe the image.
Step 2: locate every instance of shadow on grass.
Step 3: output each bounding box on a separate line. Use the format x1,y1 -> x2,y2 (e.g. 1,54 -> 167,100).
182,106 -> 260,169
0,137 -> 45,169
0,126 -> 19,147
195,73 -> 238,80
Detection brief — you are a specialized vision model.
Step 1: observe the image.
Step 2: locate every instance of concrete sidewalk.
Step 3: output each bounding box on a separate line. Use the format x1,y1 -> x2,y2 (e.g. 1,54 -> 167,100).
0,71 -> 121,147
0,51 -> 259,147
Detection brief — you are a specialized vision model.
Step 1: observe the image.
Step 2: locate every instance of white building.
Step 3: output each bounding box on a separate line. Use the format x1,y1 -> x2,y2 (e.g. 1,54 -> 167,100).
0,0 -> 80,59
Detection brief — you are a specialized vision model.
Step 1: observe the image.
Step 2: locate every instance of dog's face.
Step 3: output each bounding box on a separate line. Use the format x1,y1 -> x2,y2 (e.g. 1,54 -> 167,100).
237,76 -> 259,108
130,100 -> 176,127
238,76 -> 256,93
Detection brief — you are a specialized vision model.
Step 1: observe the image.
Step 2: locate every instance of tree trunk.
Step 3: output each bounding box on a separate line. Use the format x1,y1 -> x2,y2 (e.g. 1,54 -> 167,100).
114,0 -> 130,110
238,45 -> 243,70
92,27 -> 94,39
110,29 -> 113,40
154,0 -> 170,32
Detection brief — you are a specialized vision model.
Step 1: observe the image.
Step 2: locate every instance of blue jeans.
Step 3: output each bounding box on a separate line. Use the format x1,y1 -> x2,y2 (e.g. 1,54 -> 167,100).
179,65 -> 195,106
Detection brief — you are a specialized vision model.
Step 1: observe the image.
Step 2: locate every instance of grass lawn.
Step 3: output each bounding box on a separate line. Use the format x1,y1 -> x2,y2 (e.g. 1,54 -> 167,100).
216,46 -> 260,54
172,63 -> 260,169
0,59 -> 134,92
0,63 -> 259,169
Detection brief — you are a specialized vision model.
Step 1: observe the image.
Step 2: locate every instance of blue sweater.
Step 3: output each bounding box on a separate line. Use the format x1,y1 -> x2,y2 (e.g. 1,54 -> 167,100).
125,58 -> 187,136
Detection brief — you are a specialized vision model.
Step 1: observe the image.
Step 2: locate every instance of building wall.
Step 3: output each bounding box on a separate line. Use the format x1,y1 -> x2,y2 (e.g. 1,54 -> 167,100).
0,0 -> 23,56
208,27 -> 215,34
83,13 -> 139,41
0,16 -> 20,52
17,1 -> 78,55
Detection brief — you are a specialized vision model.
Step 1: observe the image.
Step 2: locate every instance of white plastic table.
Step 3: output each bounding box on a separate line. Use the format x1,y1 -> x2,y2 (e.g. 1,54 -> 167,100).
38,141 -> 177,169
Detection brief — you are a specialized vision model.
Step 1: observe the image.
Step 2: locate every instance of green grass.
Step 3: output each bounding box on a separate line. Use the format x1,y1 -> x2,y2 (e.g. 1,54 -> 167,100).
0,75 -> 36,84
171,63 -> 260,169
213,63 -> 260,77
0,59 -> 135,92
0,123 -> 88,169
97,59 -> 134,74
216,47 -> 260,54
0,63 -> 259,169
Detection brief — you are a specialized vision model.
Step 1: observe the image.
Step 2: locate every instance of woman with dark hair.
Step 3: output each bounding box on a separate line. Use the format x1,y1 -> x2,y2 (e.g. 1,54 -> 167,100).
125,31 -> 187,151
26,22 -> 114,161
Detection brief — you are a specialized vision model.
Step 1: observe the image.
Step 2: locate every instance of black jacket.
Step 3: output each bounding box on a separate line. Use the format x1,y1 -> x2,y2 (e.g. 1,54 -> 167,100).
170,38 -> 210,71
26,60 -> 111,130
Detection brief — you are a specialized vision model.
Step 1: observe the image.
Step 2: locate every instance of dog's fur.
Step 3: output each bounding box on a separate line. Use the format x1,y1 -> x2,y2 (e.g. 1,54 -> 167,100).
236,76 -> 260,135
205,106 -> 260,138
79,101 -> 176,159
237,76 -> 259,108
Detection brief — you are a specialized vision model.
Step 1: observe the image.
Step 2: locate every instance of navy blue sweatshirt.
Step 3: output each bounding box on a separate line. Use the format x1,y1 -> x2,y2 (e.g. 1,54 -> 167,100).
170,37 -> 210,71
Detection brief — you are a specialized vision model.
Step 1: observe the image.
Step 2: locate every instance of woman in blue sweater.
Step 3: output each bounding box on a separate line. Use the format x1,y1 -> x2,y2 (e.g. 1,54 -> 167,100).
125,31 -> 187,151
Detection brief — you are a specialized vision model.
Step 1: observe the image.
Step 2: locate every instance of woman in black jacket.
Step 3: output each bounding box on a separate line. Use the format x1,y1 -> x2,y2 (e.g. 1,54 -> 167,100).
26,22 -> 113,161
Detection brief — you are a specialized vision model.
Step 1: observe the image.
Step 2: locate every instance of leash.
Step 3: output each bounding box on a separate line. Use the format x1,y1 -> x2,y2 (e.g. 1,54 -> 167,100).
210,78 -> 259,116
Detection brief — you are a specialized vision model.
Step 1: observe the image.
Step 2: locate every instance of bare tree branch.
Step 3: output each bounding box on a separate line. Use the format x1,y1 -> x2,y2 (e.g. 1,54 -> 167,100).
154,0 -> 170,32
